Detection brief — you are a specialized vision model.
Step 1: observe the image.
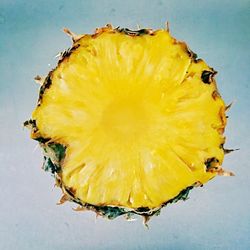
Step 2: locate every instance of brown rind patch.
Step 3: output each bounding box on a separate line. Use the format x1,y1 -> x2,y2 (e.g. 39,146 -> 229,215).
212,90 -> 221,100
219,107 -> 227,127
201,70 -> 217,84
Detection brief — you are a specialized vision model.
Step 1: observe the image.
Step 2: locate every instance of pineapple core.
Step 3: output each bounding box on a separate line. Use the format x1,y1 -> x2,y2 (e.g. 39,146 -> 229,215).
32,29 -> 226,209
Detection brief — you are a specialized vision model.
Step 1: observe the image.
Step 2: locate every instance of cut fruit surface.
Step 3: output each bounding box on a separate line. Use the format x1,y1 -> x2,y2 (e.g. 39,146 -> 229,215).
27,25 -> 229,218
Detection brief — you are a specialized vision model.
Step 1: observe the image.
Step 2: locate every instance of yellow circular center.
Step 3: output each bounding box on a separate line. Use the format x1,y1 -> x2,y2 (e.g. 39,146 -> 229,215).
101,99 -> 149,139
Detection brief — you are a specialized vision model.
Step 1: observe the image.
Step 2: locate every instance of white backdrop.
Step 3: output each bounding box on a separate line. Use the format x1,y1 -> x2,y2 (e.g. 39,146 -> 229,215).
0,0 -> 249,249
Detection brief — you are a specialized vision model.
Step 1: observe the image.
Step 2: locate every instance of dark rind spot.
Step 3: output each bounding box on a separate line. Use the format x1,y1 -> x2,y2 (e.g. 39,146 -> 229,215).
38,73 -> 52,105
186,47 -> 198,61
163,186 -> 193,205
43,156 -> 60,174
23,119 -> 37,129
35,137 -> 51,143
115,27 -> 153,36
136,207 -> 151,213
97,206 -> 127,219
201,70 -> 217,84
42,143 -> 66,174
48,143 -> 66,162
205,157 -> 219,171
23,119 -> 35,127
194,58 -> 202,64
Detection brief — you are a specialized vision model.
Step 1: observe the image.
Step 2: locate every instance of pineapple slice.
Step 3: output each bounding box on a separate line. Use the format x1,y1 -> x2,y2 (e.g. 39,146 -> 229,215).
25,25 -> 232,220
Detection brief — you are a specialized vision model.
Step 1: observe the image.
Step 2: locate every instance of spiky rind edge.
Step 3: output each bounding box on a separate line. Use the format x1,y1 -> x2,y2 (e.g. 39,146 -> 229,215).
33,24 -> 220,106
37,141 -> 198,220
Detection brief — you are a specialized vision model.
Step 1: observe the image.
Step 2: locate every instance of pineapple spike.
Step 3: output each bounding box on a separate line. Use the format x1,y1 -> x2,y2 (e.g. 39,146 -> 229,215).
225,102 -> 234,111
207,165 -> 235,176
73,206 -> 85,211
54,176 -> 62,187
94,213 -> 98,223
165,21 -> 170,32
193,181 -> 203,187
124,214 -> 136,221
143,215 -> 150,229
63,27 -> 83,42
224,148 -> 239,154
95,212 -> 101,220
55,52 -> 62,58
217,168 -> 235,177
32,144 -> 39,153
54,183 -> 59,188
57,193 -> 70,205
106,23 -> 113,29
34,75 -> 45,85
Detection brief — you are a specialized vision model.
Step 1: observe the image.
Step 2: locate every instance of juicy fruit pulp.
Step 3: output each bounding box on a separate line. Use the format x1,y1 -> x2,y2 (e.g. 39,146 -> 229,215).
27,25 -> 230,219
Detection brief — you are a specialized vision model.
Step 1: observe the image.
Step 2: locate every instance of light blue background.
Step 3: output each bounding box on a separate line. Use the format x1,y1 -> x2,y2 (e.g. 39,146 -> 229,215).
0,0 -> 249,249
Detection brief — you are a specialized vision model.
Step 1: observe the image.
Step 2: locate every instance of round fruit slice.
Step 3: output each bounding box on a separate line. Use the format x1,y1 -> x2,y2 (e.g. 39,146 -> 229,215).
25,24 -> 233,222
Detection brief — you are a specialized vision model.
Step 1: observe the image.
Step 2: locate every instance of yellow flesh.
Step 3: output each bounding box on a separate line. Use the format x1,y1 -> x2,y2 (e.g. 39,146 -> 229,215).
32,29 -> 226,209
